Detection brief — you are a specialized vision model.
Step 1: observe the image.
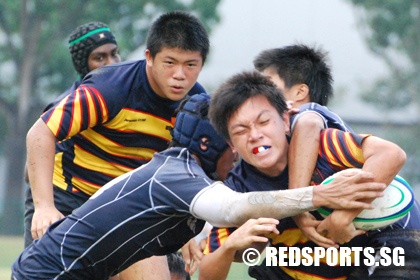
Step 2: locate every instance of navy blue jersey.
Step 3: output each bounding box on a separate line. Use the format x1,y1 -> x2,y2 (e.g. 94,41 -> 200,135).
290,102 -> 354,132
206,128 -> 420,279
13,148 -> 212,279
41,60 -> 206,196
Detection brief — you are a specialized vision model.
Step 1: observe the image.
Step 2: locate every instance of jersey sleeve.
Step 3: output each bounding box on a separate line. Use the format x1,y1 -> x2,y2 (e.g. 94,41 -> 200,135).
41,84 -> 110,141
314,128 -> 371,183
203,226 -> 237,254
41,63 -> 137,141
291,103 -> 354,132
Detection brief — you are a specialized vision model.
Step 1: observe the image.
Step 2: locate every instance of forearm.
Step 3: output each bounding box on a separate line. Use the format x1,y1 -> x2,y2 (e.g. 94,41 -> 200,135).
361,136 -> 406,186
199,246 -> 236,280
26,119 -> 57,209
192,183 -> 314,227
331,136 -> 406,221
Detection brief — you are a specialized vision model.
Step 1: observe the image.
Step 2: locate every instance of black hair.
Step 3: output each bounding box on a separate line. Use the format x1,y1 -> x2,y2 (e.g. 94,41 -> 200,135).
253,44 -> 333,105
146,11 -> 209,64
167,252 -> 190,280
209,71 -> 288,141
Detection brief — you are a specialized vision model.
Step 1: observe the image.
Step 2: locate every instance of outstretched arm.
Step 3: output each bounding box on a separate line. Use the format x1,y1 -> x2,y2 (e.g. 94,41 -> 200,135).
191,169 -> 385,228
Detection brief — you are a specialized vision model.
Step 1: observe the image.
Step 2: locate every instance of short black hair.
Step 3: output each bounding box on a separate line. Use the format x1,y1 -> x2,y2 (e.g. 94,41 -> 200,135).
254,44 -> 333,105
209,71 -> 288,141
146,11 -> 210,64
167,252 -> 190,280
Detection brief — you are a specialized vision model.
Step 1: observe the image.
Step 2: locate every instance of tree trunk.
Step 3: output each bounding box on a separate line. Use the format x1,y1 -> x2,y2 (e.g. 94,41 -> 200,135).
0,16 -> 41,235
1,129 -> 25,235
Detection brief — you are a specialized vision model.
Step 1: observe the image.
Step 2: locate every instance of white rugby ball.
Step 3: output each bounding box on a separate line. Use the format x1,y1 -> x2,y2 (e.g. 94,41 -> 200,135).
317,171 -> 414,230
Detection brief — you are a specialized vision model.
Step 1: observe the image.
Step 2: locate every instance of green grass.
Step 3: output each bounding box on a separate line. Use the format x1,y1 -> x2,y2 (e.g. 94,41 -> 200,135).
0,235 -> 23,279
0,235 -> 252,279
191,262 -> 252,280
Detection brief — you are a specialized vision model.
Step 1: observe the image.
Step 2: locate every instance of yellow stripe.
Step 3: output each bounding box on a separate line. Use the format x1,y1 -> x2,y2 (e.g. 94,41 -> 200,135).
331,130 -> 352,166
105,109 -> 172,141
68,90 -> 83,136
85,88 -> 98,126
73,145 -> 132,176
322,133 -> 336,165
216,228 -> 230,246
203,228 -> 230,254
53,146 -> 135,196
71,146 -> 134,195
52,152 -> 67,190
79,129 -> 156,159
46,95 -> 70,136
267,228 -> 308,246
345,133 -> 365,163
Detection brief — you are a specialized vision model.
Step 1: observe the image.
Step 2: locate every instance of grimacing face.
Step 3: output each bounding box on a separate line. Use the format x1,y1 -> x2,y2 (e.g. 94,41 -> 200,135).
145,47 -> 203,101
227,95 -> 290,177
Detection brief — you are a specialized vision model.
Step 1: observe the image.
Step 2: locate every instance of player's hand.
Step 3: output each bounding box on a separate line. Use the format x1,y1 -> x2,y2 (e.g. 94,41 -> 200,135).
312,169 -> 386,209
31,206 -> 64,240
317,211 -> 366,244
292,212 -> 338,248
181,238 -> 203,276
224,218 -> 279,261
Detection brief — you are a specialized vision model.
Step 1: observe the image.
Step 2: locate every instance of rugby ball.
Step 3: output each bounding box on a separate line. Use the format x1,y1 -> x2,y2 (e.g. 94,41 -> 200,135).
317,171 -> 414,230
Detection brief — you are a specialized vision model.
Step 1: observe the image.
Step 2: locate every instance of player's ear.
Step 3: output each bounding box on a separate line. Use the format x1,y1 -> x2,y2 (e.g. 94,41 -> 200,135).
282,111 -> 291,135
145,49 -> 153,66
227,140 -> 236,152
199,137 -> 209,151
295,84 -> 310,103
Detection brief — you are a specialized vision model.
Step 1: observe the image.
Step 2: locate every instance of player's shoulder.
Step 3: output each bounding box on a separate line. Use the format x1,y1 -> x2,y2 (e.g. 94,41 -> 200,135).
83,60 -> 145,85
188,82 -> 207,96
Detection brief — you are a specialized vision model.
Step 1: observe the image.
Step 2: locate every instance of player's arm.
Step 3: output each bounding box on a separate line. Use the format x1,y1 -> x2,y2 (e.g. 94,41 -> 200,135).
317,132 -> 406,243
191,169 -> 385,228
288,112 -> 338,247
199,219 -> 277,280
180,222 -> 213,276
26,118 -> 64,239
289,111 -> 325,190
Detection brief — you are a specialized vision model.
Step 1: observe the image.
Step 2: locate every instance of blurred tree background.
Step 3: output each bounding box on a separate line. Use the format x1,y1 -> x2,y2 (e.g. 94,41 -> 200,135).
346,0 -> 420,188
0,0 -> 419,236
0,0 -> 221,235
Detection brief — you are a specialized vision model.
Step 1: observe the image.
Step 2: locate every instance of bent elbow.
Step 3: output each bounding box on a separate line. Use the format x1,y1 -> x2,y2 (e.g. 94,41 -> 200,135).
396,148 -> 407,169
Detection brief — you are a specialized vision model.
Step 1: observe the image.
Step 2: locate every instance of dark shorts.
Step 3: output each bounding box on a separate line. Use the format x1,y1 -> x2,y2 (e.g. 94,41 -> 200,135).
348,229 -> 420,280
23,185 -> 89,248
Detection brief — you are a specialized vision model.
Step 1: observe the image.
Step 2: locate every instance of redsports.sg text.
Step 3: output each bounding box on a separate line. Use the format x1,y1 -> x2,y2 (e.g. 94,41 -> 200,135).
264,247 -> 405,267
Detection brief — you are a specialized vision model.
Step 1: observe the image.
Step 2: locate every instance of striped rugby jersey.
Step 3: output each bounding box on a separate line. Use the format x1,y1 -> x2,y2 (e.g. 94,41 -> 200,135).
206,129 -> 370,279
41,59 -> 205,196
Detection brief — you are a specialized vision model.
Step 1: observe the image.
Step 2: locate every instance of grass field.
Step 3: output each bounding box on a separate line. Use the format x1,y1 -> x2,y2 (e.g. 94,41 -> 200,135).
0,235 -> 23,279
0,235 -> 252,279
